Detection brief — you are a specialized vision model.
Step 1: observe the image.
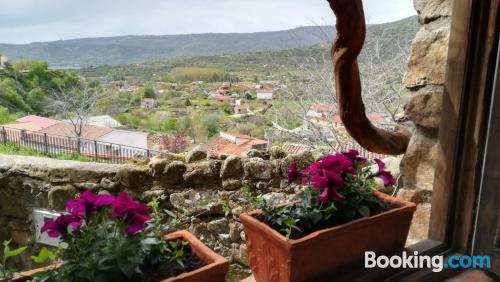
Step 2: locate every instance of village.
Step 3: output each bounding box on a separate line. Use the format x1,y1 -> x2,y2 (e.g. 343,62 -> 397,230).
0,73 -> 391,162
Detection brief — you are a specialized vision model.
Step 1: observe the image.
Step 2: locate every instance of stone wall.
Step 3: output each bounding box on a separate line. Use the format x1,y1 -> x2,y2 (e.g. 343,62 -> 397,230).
400,0 -> 452,242
0,147 -> 317,270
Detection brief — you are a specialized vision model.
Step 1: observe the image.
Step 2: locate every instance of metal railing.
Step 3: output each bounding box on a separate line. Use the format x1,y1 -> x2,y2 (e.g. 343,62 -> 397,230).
0,126 -> 160,164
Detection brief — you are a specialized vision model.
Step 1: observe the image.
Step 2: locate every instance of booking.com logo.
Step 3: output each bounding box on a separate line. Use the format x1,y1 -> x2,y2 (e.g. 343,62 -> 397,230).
365,251 -> 491,272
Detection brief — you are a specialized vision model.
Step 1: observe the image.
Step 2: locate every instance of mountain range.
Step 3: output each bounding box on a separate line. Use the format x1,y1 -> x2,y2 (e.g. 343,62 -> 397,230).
0,16 -> 418,68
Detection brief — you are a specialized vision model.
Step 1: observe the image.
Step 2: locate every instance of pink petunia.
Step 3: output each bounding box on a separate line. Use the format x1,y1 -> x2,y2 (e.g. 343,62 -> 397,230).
112,192 -> 151,234
41,214 -> 82,238
287,163 -> 300,183
66,190 -> 116,217
372,159 -> 396,187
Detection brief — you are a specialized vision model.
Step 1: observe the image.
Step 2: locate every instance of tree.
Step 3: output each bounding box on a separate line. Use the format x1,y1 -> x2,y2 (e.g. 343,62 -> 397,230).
202,114 -> 220,137
48,82 -> 102,138
153,130 -> 188,153
178,111 -> 209,144
270,24 -> 412,150
143,85 -> 156,99
221,101 -> 233,115
161,118 -> 178,132
184,98 -> 192,107
0,106 -> 16,124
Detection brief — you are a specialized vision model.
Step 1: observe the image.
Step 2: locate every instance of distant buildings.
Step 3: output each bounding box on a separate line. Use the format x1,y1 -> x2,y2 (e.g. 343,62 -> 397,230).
281,142 -> 314,154
256,89 -> 274,100
203,132 -> 268,157
2,115 -> 149,150
0,54 -> 8,69
140,98 -> 157,109
217,82 -> 231,95
85,115 -> 122,128
305,103 -> 386,129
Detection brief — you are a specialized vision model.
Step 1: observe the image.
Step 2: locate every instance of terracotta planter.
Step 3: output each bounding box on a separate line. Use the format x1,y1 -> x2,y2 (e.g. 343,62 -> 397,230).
240,190 -> 416,282
13,230 -> 229,282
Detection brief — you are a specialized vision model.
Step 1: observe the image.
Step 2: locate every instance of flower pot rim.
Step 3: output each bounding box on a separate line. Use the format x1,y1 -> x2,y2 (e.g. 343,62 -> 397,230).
161,230 -> 229,282
14,230 -> 228,282
240,190 -> 416,246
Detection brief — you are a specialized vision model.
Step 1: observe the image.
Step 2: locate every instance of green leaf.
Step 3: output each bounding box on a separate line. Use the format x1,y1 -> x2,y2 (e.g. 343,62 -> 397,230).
309,211 -> 322,225
356,205 -> 371,218
31,247 -> 57,264
3,241 -> 27,260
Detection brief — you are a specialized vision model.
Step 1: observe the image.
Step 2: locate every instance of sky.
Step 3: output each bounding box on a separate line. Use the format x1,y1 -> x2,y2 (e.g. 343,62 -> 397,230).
0,0 -> 416,44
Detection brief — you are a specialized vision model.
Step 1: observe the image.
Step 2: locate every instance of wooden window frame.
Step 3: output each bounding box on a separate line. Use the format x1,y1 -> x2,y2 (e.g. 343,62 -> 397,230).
332,0 -> 500,280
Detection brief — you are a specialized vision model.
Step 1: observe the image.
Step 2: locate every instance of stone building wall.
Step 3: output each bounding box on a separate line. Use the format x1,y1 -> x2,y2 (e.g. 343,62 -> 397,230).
400,0 -> 452,242
0,147 -> 317,270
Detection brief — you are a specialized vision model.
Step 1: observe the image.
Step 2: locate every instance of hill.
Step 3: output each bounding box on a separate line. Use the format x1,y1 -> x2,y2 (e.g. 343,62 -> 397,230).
77,16 -> 419,81
0,26 -> 335,68
0,16 -> 417,68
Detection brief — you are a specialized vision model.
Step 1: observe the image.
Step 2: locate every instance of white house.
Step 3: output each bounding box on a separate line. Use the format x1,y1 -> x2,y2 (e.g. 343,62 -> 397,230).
86,115 -> 122,128
141,98 -> 157,109
0,54 -> 8,69
256,90 -> 273,100
97,130 -> 149,149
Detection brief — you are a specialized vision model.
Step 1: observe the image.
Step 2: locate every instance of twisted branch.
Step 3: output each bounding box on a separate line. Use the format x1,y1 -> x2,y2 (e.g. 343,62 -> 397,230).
328,0 -> 411,155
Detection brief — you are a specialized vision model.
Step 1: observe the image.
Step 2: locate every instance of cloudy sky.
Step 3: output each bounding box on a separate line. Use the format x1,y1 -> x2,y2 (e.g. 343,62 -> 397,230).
0,0 -> 416,44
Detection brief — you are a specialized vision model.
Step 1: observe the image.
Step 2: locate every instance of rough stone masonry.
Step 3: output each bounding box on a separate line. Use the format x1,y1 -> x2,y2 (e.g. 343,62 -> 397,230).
0,148 -> 316,269
400,0 -> 452,243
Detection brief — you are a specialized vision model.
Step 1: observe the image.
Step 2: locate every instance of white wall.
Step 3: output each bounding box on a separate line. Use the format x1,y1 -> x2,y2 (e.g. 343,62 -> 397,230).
97,130 -> 148,149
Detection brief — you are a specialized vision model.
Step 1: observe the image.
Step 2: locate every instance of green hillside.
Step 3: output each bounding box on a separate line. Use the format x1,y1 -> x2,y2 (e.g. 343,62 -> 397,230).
0,16 -> 417,68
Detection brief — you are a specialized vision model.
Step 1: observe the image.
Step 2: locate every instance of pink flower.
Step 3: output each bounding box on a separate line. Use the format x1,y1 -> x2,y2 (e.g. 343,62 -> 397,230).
112,192 -> 151,234
288,163 -> 300,183
372,159 -> 396,187
318,186 -> 345,202
301,153 -> 357,203
66,190 -> 116,217
342,149 -> 367,163
321,154 -> 356,174
41,214 -> 82,238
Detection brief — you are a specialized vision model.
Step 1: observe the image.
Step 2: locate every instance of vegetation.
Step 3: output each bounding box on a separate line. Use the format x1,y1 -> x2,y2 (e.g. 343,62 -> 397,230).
258,151 -> 393,239
1,239 -> 27,281
170,67 -> 226,82
29,192 -> 197,281
0,142 -> 93,162
0,59 -> 78,116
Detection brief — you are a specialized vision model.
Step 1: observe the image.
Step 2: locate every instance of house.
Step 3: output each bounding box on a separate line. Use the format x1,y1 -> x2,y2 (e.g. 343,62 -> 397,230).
203,132 -> 268,157
306,103 -> 337,120
97,130 -> 148,149
0,54 -> 7,69
256,89 -> 273,100
281,143 -> 314,154
217,82 -> 231,95
215,95 -> 234,104
86,115 -> 122,128
233,83 -> 254,93
2,115 -> 62,131
207,91 -> 219,99
140,98 -> 157,109
39,122 -> 148,150
39,123 -> 113,140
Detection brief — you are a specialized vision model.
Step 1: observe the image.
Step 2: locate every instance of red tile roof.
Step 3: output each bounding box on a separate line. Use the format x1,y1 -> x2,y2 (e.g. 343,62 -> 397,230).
16,115 -> 61,130
282,143 -> 314,154
39,123 -> 113,139
310,103 -> 337,113
203,133 -> 267,157
216,95 -> 232,102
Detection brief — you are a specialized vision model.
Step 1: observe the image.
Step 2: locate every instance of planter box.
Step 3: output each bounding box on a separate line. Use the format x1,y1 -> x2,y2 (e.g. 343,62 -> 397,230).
13,230 -> 229,282
240,191 -> 416,282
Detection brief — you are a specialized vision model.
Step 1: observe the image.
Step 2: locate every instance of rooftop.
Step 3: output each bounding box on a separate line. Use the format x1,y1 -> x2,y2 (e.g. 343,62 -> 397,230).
203,132 -> 267,157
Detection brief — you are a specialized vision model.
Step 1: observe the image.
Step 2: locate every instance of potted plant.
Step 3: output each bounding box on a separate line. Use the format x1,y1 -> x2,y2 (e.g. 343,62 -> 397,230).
240,150 -> 416,282
13,191 -> 228,282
